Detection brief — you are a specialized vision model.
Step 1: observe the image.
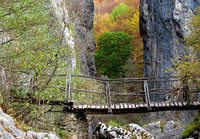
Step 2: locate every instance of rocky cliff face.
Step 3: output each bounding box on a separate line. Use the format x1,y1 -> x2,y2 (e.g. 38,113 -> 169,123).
51,0 -> 96,76
65,0 -> 96,76
140,0 -> 200,101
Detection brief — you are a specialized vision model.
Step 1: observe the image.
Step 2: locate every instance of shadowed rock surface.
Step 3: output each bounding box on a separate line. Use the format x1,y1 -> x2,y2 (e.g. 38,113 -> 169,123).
66,0 -> 96,76
140,0 -> 200,101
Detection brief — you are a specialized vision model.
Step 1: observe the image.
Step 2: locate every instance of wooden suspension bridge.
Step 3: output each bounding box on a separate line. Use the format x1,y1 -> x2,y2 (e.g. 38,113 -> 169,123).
10,74 -> 200,114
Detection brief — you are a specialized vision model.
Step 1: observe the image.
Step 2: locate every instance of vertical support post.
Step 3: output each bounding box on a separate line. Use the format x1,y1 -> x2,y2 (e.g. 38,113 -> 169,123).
105,81 -> 112,113
144,80 -> 151,107
183,76 -> 190,104
65,74 -> 71,103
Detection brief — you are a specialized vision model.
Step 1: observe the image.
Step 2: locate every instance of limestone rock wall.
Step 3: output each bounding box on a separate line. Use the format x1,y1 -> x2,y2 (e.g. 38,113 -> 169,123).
65,0 -> 96,76
140,0 -> 200,101
50,0 -> 96,76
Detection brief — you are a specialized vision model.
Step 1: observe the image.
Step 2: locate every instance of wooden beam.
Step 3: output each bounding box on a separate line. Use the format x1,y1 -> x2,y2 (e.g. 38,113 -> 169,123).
105,81 -> 112,113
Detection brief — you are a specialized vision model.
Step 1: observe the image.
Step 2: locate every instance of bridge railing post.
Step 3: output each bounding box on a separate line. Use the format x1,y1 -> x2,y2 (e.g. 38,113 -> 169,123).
144,80 -> 151,107
183,76 -> 190,104
105,81 -> 112,113
65,74 -> 72,103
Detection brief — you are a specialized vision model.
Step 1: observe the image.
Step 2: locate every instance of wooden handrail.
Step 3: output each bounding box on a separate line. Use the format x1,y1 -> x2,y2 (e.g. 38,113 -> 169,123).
7,72 -> 200,108
70,89 -> 105,94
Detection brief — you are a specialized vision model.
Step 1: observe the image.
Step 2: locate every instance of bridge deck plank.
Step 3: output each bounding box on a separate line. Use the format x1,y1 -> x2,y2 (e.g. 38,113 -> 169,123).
116,104 -> 120,109
170,102 -> 175,106
128,103 -> 132,109
135,104 -> 139,108
193,102 -> 197,106
139,104 -> 144,108
155,103 -> 159,107
120,103 -> 124,109
96,105 -> 100,109
131,103 -> 134,108
161,102 -> 165,107
124,103 -> 128,109
150,103 -> 155,107
182,102 -> 187,106
165,102 -> 170,107
178,102 -> 182,107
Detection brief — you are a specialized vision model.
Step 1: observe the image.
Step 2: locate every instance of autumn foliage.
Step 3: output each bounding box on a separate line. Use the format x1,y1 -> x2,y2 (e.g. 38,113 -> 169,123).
94,0 -> 143,77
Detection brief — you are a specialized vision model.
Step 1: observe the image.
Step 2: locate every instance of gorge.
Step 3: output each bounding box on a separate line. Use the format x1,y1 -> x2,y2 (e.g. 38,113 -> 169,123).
0,0 -> 199,139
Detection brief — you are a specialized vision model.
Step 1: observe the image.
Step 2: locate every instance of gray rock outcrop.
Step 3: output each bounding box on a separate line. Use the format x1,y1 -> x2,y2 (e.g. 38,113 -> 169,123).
144,120 -> 184,139
0,108 -> 59,139
93,122 -> 154,139
140,0 -> 200,101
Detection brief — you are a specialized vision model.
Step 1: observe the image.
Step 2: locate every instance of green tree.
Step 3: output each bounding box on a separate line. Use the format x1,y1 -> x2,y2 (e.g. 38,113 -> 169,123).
0,0 -> 69,106
111,2 -> 129,20
95,32 -> 132,78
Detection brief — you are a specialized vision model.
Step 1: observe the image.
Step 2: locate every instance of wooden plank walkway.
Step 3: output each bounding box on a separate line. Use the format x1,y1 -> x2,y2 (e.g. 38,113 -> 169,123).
63,101 -> 200,114
12,97 -> 200,114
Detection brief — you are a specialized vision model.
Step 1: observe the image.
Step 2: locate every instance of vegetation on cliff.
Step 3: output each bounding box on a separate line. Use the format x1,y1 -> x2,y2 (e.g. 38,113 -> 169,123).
172,7 -> 200,78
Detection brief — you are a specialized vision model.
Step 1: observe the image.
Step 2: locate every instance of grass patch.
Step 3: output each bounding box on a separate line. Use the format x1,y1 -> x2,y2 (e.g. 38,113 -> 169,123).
160,120 -> 167,132
107,120 -> 125,127
182,113 -> 200,138
56,128 -> 69,139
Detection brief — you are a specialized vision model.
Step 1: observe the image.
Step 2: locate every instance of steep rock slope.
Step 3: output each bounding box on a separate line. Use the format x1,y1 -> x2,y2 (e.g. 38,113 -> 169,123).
140,0 -> 200,101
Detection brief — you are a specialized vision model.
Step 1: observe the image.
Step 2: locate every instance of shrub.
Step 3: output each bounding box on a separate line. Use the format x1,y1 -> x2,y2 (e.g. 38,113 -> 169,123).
95,32 -> 132,78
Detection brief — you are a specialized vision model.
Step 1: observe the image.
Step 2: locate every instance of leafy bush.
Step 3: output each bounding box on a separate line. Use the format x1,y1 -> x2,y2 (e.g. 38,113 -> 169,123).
112,3 -> 129,20
95,32 -> 132,78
